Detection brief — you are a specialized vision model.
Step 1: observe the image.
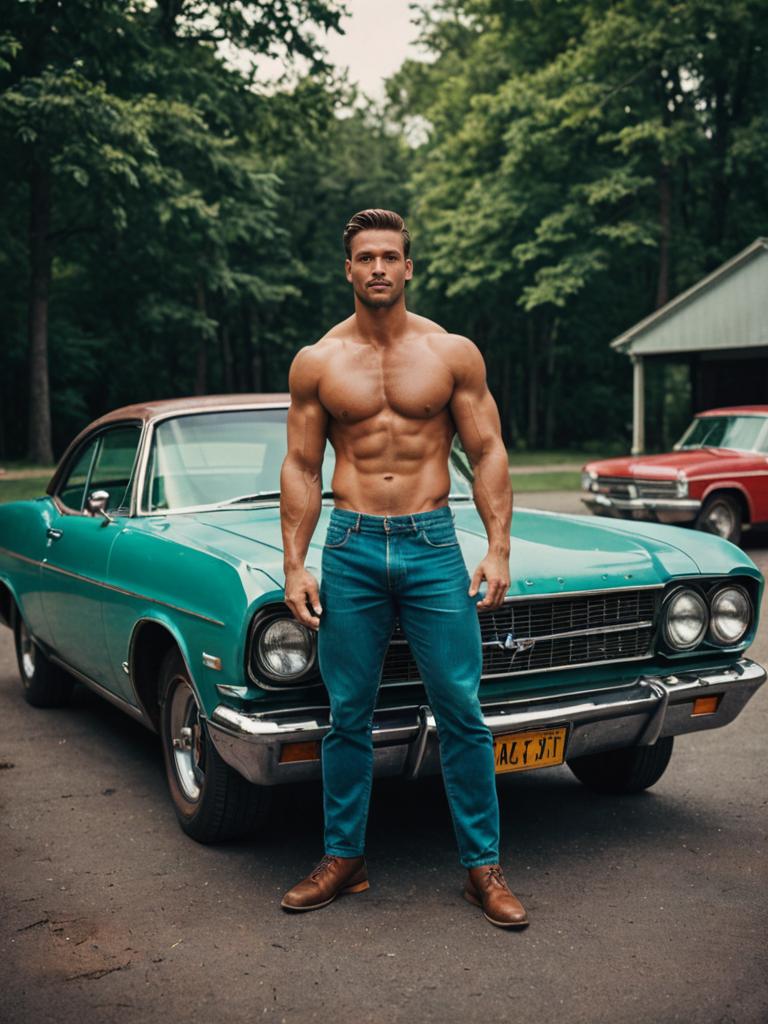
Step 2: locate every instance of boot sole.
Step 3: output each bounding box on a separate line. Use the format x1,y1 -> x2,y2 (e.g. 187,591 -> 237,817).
463,888 -> 529,929
281,879 -> 369,912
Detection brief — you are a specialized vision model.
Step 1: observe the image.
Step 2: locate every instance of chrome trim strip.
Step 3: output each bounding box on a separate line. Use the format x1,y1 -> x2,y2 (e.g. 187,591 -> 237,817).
47,652 -> 152,727
478,620 -> 654,646
0,547 -> 40,568
382,650 -> 657,686
583,494 -> 701,512
13,556 -> 226,627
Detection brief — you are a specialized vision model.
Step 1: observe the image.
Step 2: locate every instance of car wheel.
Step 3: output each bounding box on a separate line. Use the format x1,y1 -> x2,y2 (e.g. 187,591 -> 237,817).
159,648 -> 271,843
694,494 -> 742,545
14,615 -> 74,708
566,736 -> 674,794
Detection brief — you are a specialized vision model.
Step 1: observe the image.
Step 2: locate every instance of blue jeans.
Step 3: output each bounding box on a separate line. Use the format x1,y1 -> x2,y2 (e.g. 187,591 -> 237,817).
317,505 -> 500,868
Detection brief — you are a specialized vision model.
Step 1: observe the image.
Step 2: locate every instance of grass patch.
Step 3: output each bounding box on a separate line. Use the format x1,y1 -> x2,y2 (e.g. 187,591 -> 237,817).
0,477 -> 51,504
511,471 -> 582,492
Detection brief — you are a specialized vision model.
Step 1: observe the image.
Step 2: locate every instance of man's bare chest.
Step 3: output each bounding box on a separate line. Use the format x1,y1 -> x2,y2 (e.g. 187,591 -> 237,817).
318,350 -> 455,424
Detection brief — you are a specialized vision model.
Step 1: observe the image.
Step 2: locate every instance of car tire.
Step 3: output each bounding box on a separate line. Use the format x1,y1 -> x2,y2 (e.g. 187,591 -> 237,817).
566,736 -> 674,794
694,493 -> 742,545
14,614 -> 74,708
159,647 -> 271,843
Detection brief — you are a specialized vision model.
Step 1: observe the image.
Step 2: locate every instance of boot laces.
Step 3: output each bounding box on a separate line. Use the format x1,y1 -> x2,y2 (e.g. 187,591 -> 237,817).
485,864 -> 508,889
309,854 -> 338,880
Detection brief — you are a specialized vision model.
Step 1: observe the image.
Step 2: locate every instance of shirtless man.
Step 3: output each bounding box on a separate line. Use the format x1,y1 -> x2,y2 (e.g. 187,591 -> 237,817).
278,209 -> 528,928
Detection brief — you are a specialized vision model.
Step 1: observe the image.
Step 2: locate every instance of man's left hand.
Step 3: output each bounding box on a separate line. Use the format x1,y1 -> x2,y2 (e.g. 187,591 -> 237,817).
469,553 -> 510,610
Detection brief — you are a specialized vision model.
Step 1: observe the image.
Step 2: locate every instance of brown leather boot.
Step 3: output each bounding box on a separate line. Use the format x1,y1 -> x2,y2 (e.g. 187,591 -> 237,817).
464,864 -> 529,928
281,854 -> 369,912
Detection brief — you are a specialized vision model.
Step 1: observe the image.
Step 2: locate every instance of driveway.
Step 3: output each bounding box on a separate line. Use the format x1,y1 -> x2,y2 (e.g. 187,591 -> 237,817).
1,502 -> 766,1024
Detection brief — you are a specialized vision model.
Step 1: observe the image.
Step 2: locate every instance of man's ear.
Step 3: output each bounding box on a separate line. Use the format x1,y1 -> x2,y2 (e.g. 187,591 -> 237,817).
405,258 -> 414,281
345,258 -> 352,283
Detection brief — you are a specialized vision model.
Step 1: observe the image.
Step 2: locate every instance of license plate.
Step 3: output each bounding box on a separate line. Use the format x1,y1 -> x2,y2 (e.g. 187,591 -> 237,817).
493,726 -> 567,774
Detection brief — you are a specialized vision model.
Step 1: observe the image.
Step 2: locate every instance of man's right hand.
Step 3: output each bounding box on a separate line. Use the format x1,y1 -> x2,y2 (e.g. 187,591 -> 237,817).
284,567 -> 323,630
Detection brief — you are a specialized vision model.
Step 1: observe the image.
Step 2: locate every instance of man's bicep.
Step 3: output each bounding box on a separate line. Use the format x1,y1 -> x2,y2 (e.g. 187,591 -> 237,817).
285,397 -> 328,471
449,341 -> 503,463
286,348 -> 328,471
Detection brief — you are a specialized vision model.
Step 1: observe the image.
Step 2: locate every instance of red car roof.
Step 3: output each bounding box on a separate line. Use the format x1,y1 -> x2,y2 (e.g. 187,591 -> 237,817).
697,405 -> 768,416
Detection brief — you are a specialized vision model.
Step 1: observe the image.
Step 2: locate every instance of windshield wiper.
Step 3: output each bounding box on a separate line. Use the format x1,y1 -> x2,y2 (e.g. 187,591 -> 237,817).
220,490 -> 335,506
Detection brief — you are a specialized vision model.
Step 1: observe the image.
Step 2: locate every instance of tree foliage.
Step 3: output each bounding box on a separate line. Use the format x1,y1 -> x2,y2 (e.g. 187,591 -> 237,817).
1,0 -> 766,461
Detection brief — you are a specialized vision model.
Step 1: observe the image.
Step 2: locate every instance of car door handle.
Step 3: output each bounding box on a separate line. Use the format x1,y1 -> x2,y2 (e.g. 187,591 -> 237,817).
46,527 -> 63,541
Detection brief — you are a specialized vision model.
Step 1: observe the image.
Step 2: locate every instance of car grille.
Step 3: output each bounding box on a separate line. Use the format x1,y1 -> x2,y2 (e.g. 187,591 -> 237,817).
594,477 -> 678,500
381,587 -> 659,684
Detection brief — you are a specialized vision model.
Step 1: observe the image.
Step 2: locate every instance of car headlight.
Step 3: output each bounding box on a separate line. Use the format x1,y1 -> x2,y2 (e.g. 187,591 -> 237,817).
663,587 -> 708,650
581,470 -> 597,491
249,611 -> 317,685
675,471 -> 688,498
709,585 -> 751,644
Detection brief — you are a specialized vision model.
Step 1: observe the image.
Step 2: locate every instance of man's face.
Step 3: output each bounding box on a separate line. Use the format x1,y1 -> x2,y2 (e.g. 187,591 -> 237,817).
345,229 -> 413,309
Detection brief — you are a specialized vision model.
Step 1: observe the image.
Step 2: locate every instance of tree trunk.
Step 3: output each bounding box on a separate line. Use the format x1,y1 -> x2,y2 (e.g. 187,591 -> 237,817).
220,322 -> 234,393
249,308 -> 264,391
526,318 -> 539,449
656,162 -> 671,309
194,278 -> 208,395
543,319 -> 558,449
26,160 -> 54,465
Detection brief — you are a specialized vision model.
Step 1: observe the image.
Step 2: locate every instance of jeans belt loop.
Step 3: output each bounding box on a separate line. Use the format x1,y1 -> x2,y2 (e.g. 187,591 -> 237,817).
354,513 -> 361,532
409,514 -> 417,533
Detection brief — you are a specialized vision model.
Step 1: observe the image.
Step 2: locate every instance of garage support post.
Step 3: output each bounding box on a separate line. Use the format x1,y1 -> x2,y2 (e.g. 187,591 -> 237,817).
631,353 -> 645,455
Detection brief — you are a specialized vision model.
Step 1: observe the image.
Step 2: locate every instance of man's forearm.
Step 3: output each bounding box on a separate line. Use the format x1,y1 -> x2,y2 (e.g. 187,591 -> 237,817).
280,457 -> 322,571
471,444 -> 513,555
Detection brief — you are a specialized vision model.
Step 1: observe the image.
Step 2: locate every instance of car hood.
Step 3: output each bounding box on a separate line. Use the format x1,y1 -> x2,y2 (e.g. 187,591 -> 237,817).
148,503 -> 733,596
584,448 -> 754,478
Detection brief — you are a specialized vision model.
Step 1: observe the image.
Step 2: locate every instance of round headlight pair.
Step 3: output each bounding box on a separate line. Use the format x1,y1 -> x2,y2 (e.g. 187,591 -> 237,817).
663,585 -> 751,651
250,613 -> 316,685
709,586 -> 751,644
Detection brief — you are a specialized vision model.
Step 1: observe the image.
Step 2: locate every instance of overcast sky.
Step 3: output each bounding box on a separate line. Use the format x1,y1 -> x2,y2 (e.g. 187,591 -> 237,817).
322,1 -> 425,97
251,1 -> 427,98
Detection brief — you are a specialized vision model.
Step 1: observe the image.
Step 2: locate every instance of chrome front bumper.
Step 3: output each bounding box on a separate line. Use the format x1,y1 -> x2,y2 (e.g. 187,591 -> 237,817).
206,658 -> 765,786
581,492 -> 701,524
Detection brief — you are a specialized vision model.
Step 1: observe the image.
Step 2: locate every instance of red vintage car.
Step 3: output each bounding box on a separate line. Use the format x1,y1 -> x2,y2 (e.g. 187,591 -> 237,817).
581,406 -> 768,545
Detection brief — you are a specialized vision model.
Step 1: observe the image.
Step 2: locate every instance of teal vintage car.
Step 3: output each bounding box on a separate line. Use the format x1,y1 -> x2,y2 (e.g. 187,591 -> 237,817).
0,395 -> 764,843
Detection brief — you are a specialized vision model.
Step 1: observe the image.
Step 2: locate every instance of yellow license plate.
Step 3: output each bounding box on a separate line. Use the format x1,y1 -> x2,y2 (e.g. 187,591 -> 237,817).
493,726 -> 567,774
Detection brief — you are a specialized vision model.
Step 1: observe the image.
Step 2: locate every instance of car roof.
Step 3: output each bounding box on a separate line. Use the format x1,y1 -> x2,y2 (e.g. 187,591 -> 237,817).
86,393 -> 291,429
47,394 -> 291,497
697,405 -> 768,417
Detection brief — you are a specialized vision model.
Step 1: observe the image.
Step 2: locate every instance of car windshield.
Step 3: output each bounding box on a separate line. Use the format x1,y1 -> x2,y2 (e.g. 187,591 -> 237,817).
142,408 -> 474,512
675,415 -> 767,453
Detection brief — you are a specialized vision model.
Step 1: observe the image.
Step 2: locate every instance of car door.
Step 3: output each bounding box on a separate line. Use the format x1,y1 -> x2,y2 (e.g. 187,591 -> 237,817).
42,423 -> 142,694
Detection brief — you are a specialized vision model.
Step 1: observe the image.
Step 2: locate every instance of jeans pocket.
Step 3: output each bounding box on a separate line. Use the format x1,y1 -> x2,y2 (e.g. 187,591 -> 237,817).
324,526 -> 353,549
418,524 -> 460,548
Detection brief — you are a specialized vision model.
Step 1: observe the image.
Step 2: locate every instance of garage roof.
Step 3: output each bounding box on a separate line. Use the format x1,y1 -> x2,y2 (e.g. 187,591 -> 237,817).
610,237 -> 768,356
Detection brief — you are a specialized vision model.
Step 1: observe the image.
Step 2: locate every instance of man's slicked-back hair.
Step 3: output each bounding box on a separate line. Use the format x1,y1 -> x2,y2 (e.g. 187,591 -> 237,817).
343,208 -> 411,259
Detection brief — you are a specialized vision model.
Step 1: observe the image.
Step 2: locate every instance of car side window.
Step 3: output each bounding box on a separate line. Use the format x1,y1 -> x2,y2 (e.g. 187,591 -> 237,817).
57,438 -> 100,511
88,425 -> 142,512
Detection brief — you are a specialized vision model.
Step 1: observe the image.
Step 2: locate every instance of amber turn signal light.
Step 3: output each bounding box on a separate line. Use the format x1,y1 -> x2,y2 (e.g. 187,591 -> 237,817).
691,695 -> 721,716
279,741 -> 321,763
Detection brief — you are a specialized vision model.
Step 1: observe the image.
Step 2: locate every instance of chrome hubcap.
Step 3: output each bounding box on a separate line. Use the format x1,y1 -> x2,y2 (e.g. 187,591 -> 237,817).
19,620 -> 36,682
706,502 -> 735,538
169,678 -> 205,802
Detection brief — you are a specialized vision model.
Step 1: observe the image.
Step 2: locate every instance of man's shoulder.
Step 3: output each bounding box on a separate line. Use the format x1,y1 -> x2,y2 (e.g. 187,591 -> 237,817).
422,329 -> 481,360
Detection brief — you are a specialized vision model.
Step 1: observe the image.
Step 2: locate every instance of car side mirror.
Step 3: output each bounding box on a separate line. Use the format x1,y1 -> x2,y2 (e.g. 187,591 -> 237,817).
86,489 -> 115,525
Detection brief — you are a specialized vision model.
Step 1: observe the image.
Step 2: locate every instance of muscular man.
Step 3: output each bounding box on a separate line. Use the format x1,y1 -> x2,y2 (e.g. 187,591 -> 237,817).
278,209 -> 528,928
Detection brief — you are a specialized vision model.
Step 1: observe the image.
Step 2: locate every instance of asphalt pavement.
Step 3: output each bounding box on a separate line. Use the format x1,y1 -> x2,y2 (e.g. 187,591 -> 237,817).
1,497 -> 767,1024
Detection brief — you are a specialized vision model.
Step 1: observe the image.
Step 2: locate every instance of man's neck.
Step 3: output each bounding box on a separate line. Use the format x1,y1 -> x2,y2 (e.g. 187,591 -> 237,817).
353,298 -> 408,347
